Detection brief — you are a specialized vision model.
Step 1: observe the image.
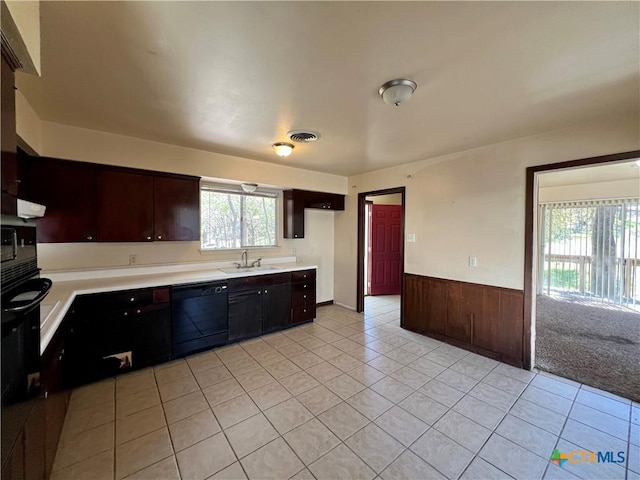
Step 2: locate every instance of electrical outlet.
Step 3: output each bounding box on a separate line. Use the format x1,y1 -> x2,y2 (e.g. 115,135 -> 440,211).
129,254 -> 138,265
406,233 -> 416,243
469,256 -> 477,267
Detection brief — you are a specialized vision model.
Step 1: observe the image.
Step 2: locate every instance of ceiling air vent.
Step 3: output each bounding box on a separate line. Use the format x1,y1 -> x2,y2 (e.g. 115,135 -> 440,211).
287,130 -> 320,143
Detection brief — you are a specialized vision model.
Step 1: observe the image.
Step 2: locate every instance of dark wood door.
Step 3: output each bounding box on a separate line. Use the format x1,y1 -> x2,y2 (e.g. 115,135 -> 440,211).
228,290 -> 263,341
28,158 -> 97,243
154,176 -> 200,241
424,278 -> 448,336
96,170 -> 154,242
447,282 -> 483,343
262,283 -> 291,332
1,54 -> 18,197
369,205 -> 402,295
402,274 -> 424,332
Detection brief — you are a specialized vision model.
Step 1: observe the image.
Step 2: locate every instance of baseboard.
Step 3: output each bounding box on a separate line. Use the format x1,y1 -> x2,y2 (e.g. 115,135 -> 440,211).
316,300 -> 334,307
333,301 -> 356,311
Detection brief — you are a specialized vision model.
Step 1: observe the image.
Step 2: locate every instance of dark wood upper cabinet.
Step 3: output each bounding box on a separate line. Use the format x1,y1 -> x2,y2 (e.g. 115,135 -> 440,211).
28,158 -> 97,243
154,176 -> 200,241
1,54 -> 18,198
283,189 -> 345,239
97,170 -> 154,242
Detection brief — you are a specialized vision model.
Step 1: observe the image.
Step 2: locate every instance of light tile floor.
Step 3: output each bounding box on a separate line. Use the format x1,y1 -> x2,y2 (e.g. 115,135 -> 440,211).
51,296 -> 639,480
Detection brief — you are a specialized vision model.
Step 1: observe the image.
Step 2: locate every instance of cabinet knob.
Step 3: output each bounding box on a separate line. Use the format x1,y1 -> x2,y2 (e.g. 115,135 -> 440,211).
294,235 -> 298,238
303,284 -> 307,288
157,235 -> 162,240
86,235 -> 93,240
146,236 -> 152,240
303,294 -> 307,299
130,297 -> 135,302
303,309 -> 307,313
123,312 -> 128,316
136,309 -> 141,314
264,289 -> 268,294
258,291 -> 261,295
303,274 -> 307,278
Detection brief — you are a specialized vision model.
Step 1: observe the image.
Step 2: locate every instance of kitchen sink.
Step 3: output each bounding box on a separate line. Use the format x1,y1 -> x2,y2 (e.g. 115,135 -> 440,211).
218,266 -> 281,274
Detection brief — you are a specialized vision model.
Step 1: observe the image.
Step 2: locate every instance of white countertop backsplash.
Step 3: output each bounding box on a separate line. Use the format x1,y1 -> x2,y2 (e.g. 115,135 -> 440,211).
39,256 -> 316,354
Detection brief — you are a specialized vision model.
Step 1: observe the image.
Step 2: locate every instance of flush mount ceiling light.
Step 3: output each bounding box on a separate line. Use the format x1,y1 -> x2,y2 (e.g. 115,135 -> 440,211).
241,183 -> 258,193
378,78 -> 417,106
272,142 -> 294,157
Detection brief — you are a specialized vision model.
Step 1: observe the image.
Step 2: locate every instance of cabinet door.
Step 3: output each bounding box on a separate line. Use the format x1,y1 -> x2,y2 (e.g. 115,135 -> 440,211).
423,278 -> 447,336
283,190 -> 305,239
23,399 -> 45,480
154,176 -> 200,241
28,158 -> 97,243
133,304 -> 172,367
96,170 -> 154,242
446,282 -> 483,343
228,290 -> 262,341
262,283 -> 291,332
1,55 -> 18,197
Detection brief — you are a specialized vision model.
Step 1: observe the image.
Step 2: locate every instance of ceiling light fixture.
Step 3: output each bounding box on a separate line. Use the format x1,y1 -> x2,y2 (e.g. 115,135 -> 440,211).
272,142 -> 294,157
378,78 -> 417,106
241,183 -> 258,193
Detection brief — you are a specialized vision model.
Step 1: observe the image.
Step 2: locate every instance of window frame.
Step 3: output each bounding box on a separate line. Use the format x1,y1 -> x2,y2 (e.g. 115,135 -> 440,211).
200,183 -> 280,251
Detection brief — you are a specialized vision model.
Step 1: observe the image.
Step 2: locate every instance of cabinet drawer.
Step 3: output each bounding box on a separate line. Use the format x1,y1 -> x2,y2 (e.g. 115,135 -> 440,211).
292,291 -> 315,307
228,272 -> 291,291
292,306 -> 315,323
292,281 -> 315,293
76,288 -> 169,310
291,269 -> 315,283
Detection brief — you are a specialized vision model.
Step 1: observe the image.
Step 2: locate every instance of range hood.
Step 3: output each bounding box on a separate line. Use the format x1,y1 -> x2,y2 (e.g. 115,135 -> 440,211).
17,199 -> 46,219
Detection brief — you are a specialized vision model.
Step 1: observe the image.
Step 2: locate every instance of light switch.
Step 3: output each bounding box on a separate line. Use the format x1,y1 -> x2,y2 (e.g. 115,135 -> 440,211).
469,256 -> 477,267
406,233 -> 416,243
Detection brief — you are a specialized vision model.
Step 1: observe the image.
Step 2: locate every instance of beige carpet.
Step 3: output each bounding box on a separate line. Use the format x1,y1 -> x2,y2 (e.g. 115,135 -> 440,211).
535,294 -> 640,402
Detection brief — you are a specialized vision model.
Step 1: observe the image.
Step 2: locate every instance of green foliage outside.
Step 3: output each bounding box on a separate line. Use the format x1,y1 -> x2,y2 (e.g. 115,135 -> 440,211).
543,268 -> 580,290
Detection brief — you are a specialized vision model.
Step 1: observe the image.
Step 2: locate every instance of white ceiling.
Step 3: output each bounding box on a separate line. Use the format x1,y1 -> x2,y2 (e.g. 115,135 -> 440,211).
17,1 -> 640,176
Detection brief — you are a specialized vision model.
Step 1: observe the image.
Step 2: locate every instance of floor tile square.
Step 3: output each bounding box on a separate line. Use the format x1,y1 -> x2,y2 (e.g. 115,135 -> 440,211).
318,402 -> 370,440
531,375 -> 579,400
575,389 -> 631,420
116,387 -> 161,418
380,450 -> 446,480
279,371 -> 320,395
347,388 -> 394,420
241,437 -> 304,479
247,381 -> 291,410
50,449 -> 114,480
154,361 -> 191,385
212,394 -> 260,429
332,338 -> 362,353
306,361 -> 343,382
349,346 -> 382,363
411,428 -> 474,480
290,351 -> 325,369
115,404 -> 165,445
312,344 -> 344,360
433,410 -> 491,453
308,444 -> 375,480
325,373 -> 367,399
370,376 -> 415,403
384,348 -> 419,365
209,461 -> 248,480
186,350 -> 222,373
424,348 -> 467,367
277,342 -> 308,358
409,357 -> 447,377
481,371 -> 528,396
168,409 -> 220,452
122,455 -> 180,480
54,422 -> 114,471
452,395 -> 505,429
163,390 -> 209,424
468,382 -> 517,412
521,385 -> 573,416
328,353 -> 364,372
434,368 -> 478,393
263,359 -> 302,379
347,364 -> 387,386
420,379 -> 465,407
479,434 -> 547,480
493,363 -> 536,384
496,414 -> 558,458
374,406 -> 429,447
202,378 -> 245,407
345,423 -> 405,473
116,369 -> 157,399
193,365 -> 233,389
297,385 -> 342,415
115,427 -> 173,479
235,367 -> 275,392
158,374 -> 199,403
176,432 -> 236,480
62,397 -> 115,437
225,357 -> 262,377
284,417 -> 341,464
509,398 -> 566,436
569,402 -> 629,440
367,355 -> 403,375
264,397 -> 314,434
460,457 -> 513,480
389,366 -> 431,390
398,391 -> 448,425
561,419 -> 627,453
225,413 -> 279,458
449,357 -> 495,380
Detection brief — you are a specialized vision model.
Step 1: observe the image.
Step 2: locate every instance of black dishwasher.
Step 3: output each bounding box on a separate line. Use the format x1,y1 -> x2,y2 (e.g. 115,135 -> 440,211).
171,281 -> 228,357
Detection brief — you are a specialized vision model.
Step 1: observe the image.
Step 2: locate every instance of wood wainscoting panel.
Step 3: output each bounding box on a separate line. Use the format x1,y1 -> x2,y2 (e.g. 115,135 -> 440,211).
402,273 -> 524,368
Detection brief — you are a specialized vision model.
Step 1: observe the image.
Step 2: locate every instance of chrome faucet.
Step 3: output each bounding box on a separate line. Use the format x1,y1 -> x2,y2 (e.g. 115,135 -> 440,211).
233,250 -> 261,269
241,249 -> 248,268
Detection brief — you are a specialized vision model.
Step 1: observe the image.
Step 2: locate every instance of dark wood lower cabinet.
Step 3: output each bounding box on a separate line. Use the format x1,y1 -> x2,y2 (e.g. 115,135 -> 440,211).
228,290 -> 263,341
402,273 -> 524,367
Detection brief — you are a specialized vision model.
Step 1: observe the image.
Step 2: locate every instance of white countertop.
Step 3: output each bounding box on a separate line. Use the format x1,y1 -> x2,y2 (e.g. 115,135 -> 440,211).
39,259 -> 317,354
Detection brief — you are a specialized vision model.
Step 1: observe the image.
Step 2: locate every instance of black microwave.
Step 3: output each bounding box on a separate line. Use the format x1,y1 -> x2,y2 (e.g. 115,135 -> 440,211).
0,217 -> 38,288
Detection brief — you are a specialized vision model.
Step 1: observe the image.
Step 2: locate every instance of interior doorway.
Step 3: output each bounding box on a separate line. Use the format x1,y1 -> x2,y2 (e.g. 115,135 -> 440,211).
525,150 -> 640,400
357,187 -> 405,320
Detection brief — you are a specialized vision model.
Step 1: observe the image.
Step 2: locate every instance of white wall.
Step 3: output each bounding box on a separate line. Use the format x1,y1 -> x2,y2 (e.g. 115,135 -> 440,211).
334,112 -> 640,309
17,105 -> 342,303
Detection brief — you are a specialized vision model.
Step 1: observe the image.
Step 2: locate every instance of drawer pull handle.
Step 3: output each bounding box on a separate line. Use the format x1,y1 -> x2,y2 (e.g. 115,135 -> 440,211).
130,297 -> 135,302
303,309 -> 306,313
157,235 -> 163,240
86,235 -> 93,240
303,285 -> 306,288
303,294 -> 307,299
